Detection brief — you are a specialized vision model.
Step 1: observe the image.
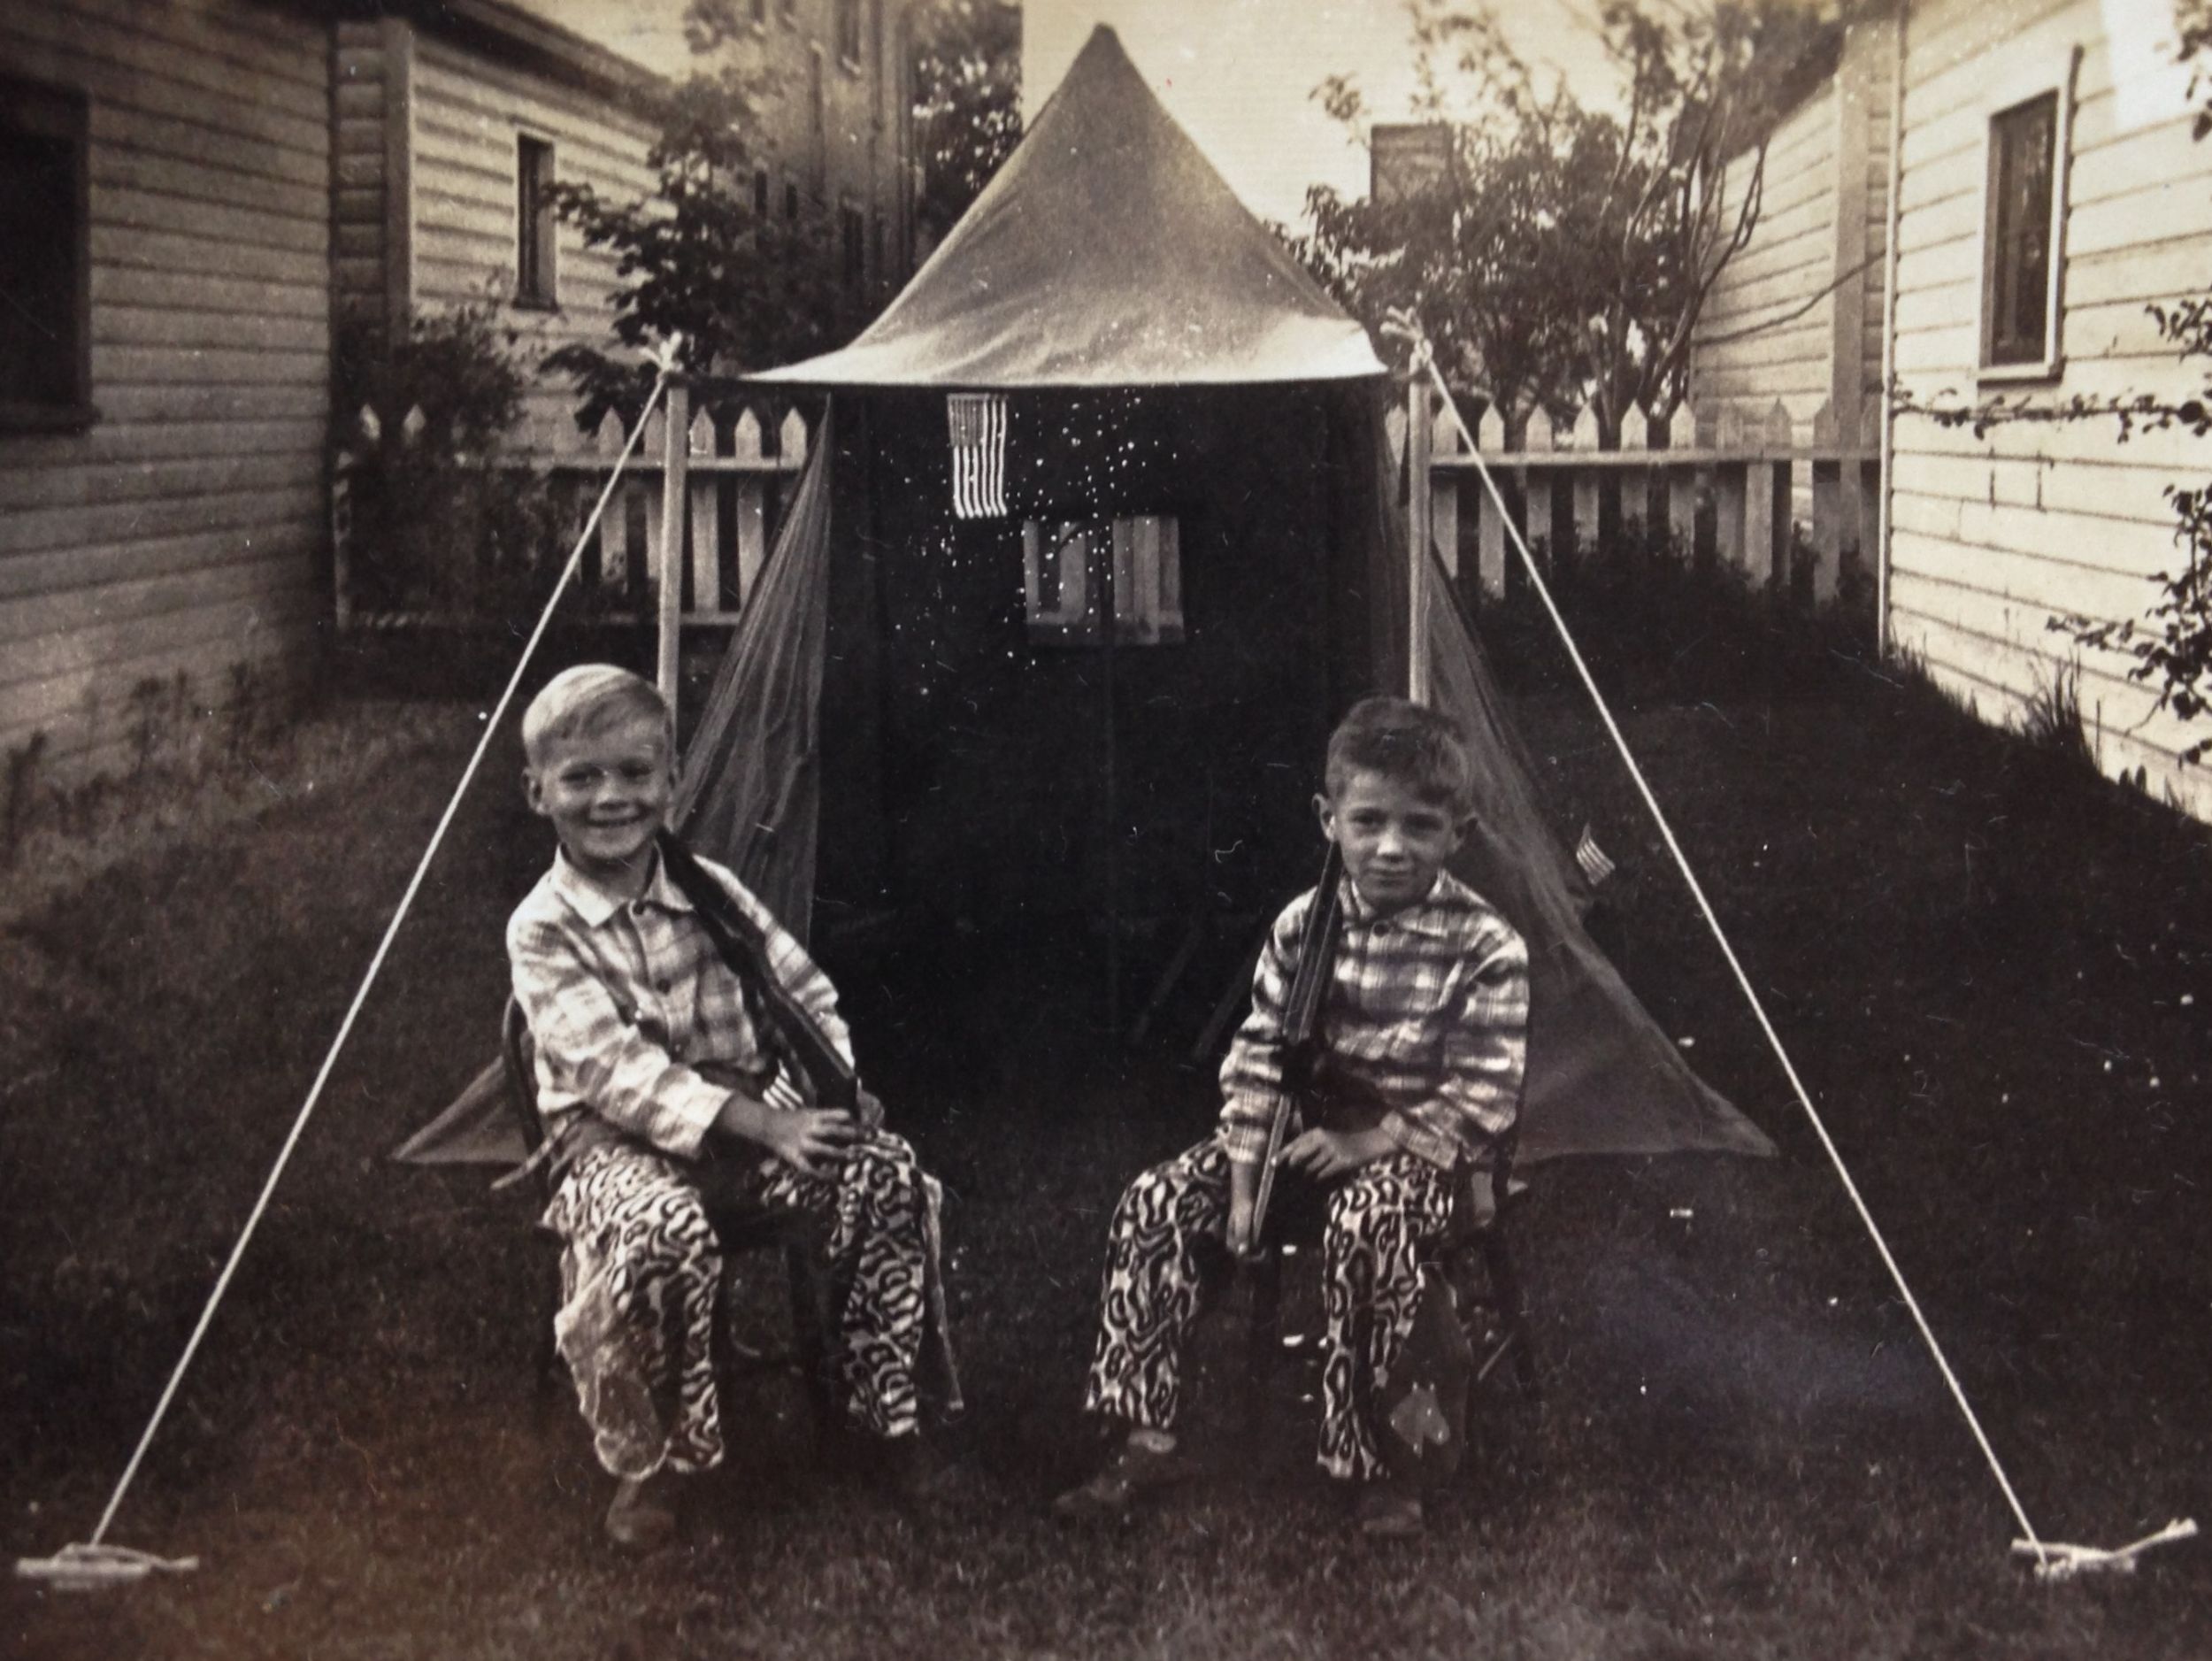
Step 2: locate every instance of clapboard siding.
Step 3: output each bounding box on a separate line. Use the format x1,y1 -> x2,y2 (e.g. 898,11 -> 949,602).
1890,0 -> 2212,816
407,35 -> 658,447
330,19 -> 388,329
0,0 -> 329,780
1692,17 -> 1893,442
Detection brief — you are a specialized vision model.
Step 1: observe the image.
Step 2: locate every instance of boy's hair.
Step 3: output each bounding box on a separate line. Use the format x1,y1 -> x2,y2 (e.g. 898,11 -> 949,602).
521,664 -> 672,768
1325,696 -> 1475,814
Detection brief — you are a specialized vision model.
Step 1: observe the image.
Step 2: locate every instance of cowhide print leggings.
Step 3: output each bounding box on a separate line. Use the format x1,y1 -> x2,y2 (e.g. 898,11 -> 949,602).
1080,1138 -> 1455,1482
543,1130 -> 931,1480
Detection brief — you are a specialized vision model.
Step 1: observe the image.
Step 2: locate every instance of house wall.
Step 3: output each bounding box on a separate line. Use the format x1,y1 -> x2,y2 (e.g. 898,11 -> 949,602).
1693,82 -> 1846,426
1691,14 -> 1895,525
1889,0 -> 2212,816
336,0 -> 918,452
0,0 -> 329,775
411,29 -> 659,448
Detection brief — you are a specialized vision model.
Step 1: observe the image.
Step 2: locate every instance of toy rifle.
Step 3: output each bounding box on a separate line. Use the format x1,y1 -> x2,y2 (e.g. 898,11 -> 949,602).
656,829 -> 860,1114
1248,842 -> 1344,1243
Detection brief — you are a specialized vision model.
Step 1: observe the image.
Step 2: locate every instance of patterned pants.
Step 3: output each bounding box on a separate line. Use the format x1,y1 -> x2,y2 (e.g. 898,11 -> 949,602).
1081,1138 -> 1455,1481
542,1129 -> 933,1480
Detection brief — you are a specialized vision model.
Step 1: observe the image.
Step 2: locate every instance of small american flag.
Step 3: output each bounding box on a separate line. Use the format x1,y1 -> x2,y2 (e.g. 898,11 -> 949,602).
1573,823 -> 1616,888
947,392 -> 1009,519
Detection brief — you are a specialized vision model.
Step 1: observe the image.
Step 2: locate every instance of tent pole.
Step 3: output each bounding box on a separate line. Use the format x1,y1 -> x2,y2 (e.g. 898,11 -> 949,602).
657,376 -> 691,726
1407,374 -> 1432,703
1100,525 -> 1121,1036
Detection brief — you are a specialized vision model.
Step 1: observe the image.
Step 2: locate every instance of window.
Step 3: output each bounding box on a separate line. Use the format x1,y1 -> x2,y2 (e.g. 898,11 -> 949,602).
1979,62 -> 2075,378
841,202 -> 864,290
836,0 -> 863,65
516,135 -> 557,307
0,76 -> 91,430
1023,518 -> 1186,646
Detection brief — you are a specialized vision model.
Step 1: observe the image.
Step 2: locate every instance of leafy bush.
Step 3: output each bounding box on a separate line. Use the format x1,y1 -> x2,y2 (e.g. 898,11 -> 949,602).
334,308 -> 572,621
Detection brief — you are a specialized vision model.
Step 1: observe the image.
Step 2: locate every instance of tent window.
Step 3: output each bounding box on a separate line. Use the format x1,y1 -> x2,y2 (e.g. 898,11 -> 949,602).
0,75 -> 92,431
1023,518 -> 1185,646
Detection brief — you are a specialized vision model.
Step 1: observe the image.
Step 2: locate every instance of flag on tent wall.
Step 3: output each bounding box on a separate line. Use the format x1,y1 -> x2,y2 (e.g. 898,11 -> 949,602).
948,393 -> 1009,518
1574,824 -> 1617,888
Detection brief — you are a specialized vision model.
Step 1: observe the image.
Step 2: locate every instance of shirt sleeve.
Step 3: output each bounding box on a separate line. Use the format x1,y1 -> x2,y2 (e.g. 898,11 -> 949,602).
1381,919 -> 1530,1170
720,875 -> 854,1068
1217,893 -> 1310,1166
508,911 -> 730,1161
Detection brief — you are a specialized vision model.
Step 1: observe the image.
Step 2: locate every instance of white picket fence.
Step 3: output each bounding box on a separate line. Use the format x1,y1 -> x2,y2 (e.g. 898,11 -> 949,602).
332,388 -> 817,630
1416,393 -> 1884,604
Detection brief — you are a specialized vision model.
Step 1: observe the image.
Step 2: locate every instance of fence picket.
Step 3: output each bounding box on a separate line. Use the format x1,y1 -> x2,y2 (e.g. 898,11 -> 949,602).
735,476 -> 766,603
779,409 -> 809,469
689,405 -> 721,613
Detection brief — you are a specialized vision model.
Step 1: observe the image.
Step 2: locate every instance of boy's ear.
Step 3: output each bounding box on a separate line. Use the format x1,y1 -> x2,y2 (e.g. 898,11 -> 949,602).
523,765 -> 549,819
1313,790 -> 1339,843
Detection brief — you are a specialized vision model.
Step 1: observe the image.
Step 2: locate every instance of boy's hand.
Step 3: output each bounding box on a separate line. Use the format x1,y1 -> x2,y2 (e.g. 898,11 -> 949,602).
758,1107 -> 861,1179
856,1086 -> 887,1131
1279,1127 -> 1395,1183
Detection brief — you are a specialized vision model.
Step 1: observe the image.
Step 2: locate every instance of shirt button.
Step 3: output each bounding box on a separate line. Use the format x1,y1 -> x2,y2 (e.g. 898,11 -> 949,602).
656,980 -> 672,994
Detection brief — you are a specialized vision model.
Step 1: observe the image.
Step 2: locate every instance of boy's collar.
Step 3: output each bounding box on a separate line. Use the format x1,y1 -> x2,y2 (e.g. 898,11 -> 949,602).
550,843 -> 694,927
1336,868 -> 1463,934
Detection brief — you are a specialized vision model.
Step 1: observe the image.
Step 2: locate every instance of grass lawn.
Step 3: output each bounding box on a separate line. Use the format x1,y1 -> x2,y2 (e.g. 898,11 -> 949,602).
4,625 -> 2211,1658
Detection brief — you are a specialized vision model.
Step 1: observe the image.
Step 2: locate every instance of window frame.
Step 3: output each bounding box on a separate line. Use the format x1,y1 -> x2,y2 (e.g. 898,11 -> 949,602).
515,132 -> 559,311
1976,49 -> 2080,385
0,73 -> 95,434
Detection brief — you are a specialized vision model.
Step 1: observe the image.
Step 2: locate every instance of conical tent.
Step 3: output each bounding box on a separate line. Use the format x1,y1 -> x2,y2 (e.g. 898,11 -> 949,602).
402,26 -> 1767,1168
686,26 -> 1770,1165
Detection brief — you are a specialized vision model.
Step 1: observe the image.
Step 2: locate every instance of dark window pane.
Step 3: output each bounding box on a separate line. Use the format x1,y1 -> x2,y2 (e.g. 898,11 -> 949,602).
0,78 -> 87,413
1988,93 -> 2057,367
518,135 -> 557,304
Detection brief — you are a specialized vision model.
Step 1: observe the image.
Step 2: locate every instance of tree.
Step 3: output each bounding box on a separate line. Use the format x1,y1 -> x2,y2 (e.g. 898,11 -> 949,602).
911,0 -> 1021,247
1293,0 -> 1839,442
541,65 -> 842,428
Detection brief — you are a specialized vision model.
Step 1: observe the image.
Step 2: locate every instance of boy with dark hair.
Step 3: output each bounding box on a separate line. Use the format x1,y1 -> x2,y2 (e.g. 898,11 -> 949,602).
1055,696 -> 1529,1537
509,665 -> 950,1549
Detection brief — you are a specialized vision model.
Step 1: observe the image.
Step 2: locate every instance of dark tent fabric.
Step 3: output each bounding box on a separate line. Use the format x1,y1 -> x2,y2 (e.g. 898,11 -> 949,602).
396,23 -> 1770,1170
1425,562 -> 1773,1161
753,27 -> 1379,389
670,420 -> 836,938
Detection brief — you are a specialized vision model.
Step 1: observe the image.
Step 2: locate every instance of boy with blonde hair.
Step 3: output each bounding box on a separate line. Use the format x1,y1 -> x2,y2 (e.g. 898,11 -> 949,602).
1056,696 -> 1529,1537
508,664 -> 949,1549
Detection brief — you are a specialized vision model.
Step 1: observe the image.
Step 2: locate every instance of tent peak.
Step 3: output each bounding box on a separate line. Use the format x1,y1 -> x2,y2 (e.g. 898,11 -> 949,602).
754,18 -> 1382,390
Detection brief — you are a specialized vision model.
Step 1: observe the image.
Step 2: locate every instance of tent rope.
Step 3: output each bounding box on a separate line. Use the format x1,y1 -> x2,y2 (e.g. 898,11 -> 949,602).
28,350 -> 680,1575
1386,326 -> 2056,1565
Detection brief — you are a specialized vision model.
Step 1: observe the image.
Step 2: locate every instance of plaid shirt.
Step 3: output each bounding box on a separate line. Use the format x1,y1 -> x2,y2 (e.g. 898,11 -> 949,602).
507,848 -> 850,1161
1219,869 -> 1529,1171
